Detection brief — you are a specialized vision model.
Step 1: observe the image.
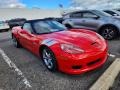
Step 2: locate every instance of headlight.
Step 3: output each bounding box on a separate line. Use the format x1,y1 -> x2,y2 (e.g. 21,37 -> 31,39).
61,44 -> 84,54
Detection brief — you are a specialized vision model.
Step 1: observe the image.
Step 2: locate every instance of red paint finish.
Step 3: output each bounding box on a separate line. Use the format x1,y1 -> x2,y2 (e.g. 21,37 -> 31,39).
12,27 -> 108,74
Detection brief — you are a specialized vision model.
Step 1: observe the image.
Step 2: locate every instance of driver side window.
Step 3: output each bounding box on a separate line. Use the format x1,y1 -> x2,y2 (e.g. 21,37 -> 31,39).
82,12 -> 98,18
23,23 -> 32,33
70,12 -> 82,18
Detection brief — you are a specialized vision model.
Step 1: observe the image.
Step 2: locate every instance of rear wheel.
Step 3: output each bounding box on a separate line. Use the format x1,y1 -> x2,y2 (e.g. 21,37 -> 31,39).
41,47 -> 57,71
100,26 -> 118,40
12,36 -> 21,48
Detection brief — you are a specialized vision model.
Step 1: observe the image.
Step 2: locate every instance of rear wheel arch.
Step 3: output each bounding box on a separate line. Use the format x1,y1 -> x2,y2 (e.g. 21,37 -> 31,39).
12,33 -> 13,38
11,33 -> 14,38
12,34 -> 21,48
39,45 -> 56,57
39,45 -> 49,56
12,33 -> 19,41
98,24 -> 119,39
98,24 -> 119,34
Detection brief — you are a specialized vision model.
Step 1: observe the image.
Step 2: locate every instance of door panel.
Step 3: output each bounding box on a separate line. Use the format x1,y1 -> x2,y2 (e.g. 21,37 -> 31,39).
71,18 -> 90,29
79,18 -> 100,31
18,29 -> 40,54
80,12 -> 100,31
70,12 -> 86,28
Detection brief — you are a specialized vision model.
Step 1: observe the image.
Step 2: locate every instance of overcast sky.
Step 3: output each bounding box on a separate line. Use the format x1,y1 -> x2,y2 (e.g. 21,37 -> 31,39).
0,0 -> 120,9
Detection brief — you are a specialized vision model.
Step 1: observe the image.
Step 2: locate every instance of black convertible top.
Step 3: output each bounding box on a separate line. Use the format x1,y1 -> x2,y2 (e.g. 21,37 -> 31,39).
25,18 -> 55,23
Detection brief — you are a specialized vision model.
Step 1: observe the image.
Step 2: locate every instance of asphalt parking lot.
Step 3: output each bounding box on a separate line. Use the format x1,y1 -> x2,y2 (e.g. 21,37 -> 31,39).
110,72 -> 120,90
0,31 -> 120,90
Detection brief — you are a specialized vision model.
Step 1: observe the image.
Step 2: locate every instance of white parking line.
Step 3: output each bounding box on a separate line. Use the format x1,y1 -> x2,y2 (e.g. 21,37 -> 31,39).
108,54 -> 116,58
0,48 -> 32,88
90,58 -> 120,90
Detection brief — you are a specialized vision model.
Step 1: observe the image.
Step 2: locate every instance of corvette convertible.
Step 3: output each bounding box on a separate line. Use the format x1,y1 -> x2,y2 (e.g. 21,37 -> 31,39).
11,19 -> 108,74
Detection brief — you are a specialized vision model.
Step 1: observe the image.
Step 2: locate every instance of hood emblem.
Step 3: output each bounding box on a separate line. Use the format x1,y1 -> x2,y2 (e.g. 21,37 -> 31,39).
91,42 -> 100,47
91,42 -> 97,45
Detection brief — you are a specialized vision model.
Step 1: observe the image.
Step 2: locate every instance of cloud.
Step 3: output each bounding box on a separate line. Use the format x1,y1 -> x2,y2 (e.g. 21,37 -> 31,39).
0,0 -> 26,8
71,0 -> 120,9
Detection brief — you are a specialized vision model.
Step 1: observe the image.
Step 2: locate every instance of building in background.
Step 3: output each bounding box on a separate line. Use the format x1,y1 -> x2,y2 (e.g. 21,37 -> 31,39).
0,8 -> 62,21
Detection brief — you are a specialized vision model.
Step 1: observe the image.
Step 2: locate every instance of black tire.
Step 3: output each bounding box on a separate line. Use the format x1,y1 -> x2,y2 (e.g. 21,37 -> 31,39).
100,26 -> 118,40
12,35 -> 21,48
41,47 -> 57,71
65,24 -> 72,29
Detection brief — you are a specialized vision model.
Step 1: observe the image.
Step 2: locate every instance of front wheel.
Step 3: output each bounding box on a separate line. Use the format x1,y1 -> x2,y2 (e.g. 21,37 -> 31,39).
100,26 -> 118,40
41,47 -> 57,71
12,36 -> 21,48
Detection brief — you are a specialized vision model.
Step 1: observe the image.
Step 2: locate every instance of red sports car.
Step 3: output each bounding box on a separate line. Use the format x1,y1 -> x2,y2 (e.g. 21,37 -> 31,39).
11,19 -> 108,74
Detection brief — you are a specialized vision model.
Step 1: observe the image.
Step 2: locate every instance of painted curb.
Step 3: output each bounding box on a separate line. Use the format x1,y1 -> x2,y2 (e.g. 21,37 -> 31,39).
90,58 -> 120,90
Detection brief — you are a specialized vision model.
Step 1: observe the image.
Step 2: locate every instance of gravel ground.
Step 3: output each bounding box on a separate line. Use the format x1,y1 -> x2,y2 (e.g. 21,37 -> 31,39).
0,31 -> 120,90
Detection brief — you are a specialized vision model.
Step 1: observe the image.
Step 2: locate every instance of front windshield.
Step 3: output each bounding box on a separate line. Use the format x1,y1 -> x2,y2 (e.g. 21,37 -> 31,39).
95,10 -> 112,17
33,20 -> 67,34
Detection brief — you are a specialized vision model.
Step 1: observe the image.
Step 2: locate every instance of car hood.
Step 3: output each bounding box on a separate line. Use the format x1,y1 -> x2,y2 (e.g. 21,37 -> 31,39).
38,29 -> 106,52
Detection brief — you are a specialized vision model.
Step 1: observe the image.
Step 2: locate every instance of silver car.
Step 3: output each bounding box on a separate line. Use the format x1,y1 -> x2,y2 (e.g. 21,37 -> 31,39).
103,10 -> 120,17
62,10 -> 120,40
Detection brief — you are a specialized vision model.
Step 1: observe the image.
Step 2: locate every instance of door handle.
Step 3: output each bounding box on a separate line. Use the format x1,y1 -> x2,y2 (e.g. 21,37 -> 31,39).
82,20 -> 86,22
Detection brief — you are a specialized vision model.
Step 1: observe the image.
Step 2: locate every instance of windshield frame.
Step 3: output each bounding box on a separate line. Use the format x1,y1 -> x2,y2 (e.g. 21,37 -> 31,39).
103,10 -> 120,16
93,10 -> 112,17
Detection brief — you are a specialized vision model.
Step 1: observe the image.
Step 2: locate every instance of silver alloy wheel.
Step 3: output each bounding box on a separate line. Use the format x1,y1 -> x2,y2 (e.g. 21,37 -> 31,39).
12,37 -> 17,47
102,28 -> 115,39
42,49 -> 53,69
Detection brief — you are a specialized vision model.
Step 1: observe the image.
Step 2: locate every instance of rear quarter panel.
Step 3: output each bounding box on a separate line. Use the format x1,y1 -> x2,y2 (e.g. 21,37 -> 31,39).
12,26 -> 21,38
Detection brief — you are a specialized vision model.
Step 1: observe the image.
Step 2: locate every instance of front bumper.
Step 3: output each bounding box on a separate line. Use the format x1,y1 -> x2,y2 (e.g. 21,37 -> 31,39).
55,49 -> 108,74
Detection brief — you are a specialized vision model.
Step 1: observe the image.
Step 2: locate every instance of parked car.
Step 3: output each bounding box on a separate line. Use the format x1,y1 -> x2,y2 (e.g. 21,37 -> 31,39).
103,10 -> 120,16
8,18 -> 27,29
0,21 -> 9,31
62,10 -> 120,40
45,17 -> 64,23
116,9 -> 120,12
11,19 -> 108,74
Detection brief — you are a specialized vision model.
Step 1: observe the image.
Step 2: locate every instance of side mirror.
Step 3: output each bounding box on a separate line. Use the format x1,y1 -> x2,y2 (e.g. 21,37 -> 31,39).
20,26 -> 23,29
113,14 -> 118,16
92,16 -> 99,19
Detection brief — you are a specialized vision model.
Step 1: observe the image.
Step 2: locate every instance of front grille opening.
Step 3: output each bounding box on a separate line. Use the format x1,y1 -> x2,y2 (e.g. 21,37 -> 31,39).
72,65 -> 82,69
87,59 -> 101,66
